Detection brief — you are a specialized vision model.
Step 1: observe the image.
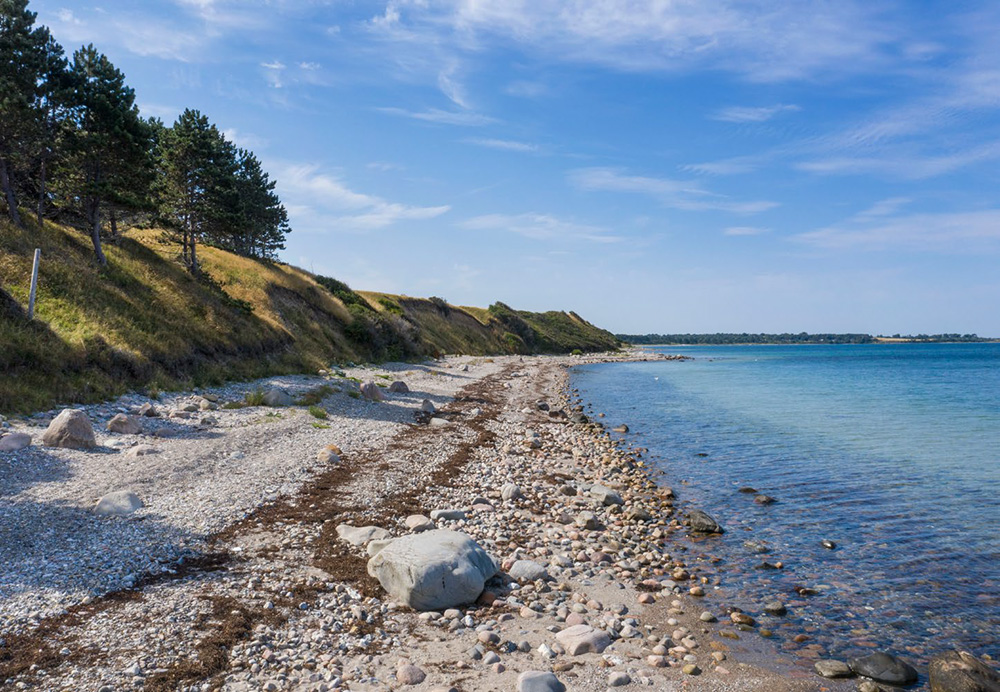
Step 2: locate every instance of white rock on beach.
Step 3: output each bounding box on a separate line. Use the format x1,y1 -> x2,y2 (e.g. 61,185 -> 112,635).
123,444 -> 159,458
42,409 -> 97,449
94,490 -> 144,516
555,624 -> 611,655
366,529 -> 497,610
0,432 -> 32,451
336,524 -> 391,546
360,381 -> 385,401
262,388 -> 292,407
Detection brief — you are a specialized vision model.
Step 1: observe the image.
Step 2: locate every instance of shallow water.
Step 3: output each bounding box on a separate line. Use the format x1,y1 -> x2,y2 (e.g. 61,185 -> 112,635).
572,344 -> 1000,667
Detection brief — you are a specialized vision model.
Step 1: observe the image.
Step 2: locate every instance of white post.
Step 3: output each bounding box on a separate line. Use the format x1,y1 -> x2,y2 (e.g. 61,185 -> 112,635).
28,248 -> 40,320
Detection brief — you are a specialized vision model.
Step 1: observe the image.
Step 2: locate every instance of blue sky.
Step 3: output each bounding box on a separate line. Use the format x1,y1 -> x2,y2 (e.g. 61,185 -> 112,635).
32,0 -> 1000,335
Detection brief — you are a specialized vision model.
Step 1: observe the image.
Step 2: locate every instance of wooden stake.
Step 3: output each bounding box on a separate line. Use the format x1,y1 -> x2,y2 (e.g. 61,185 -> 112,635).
28,248 -> 40,320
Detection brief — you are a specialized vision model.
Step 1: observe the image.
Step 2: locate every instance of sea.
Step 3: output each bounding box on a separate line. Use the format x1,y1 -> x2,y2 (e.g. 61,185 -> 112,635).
570,343 -> 1000,667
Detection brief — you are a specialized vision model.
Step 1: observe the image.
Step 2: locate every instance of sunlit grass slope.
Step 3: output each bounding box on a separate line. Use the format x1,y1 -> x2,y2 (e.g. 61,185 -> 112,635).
0,219 -> 619,413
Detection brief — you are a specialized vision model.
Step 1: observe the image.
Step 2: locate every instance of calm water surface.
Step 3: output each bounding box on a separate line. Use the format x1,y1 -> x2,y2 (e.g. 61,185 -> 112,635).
571,344 -> 1000,665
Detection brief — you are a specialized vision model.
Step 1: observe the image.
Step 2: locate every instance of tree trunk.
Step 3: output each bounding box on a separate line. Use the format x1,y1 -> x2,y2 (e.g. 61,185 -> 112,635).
0,156 -> 23,228
36,158 -> 47,227
109,207 -> 118,239
89,198 -> 107,266
189,232 -> 198,273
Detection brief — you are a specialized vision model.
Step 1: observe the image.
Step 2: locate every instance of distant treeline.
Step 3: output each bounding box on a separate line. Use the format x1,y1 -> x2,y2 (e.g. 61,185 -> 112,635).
618,333 -> 994,345
1,0 -> 290,270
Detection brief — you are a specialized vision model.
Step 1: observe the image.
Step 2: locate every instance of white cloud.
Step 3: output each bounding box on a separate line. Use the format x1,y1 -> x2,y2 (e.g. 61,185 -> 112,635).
795,209 -> 1000,252
370,0 -> 904,83
724,226 -> 769,236
796,139 -> 1000,179
276,163 -> 450,231
461,213 -> 621,243
857,197 -> 912,218
712,104 -> 800,123
222,128 -> 269,150
299,62 -> 321,71
570,167 -> 778,214
682,157 -> 760,175
437,63 -> 470,109
464,138 -> 538,152
377,107 -> 497,126
505,80 -> 548,97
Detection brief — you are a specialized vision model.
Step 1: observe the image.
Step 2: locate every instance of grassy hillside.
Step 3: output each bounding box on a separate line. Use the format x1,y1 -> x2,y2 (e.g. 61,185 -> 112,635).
0,219 -> 619,413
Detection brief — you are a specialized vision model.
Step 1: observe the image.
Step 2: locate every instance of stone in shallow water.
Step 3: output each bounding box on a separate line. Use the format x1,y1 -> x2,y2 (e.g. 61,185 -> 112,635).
687,509 -> 723,534
928,650 -> 1000,692
814,659 -> 853,678
94,491 -> 144,516
850,652 -> 918,686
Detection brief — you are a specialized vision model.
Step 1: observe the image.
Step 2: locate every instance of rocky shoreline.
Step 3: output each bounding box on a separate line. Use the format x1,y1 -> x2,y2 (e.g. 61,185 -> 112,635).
0,351 -> 995,691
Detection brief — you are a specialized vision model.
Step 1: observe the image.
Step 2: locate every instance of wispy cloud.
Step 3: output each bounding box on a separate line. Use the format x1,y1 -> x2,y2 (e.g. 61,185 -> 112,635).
796,139 -> 1000,179
570,167 -> 778,214
682,157 -> 761,176
461,213 -> 621,243
261,60 -> 286,88
724,226 -> 770,236
369,1 -> 905,83
712,104 -> 801,123
276,163 -> 450,231
222,128 -> 269,150
377,107 -> 497,126
464,138 -> 539,153
795,209 -> 1000,252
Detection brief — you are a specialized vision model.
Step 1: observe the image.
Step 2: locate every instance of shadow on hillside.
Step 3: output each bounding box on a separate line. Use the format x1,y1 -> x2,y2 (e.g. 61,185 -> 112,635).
0,493 -> 205,609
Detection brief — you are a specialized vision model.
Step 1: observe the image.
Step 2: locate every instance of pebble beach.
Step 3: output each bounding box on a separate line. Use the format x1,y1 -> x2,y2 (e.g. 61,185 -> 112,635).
0,351 -> 992,691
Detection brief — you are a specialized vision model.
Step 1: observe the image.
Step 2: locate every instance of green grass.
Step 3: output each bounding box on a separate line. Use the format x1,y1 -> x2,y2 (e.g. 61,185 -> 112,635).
311,422 -> 330,429
0,217 -> 619,414
244,389 -> 266,407
297,385 -> 334,407
307,405 -> 328,419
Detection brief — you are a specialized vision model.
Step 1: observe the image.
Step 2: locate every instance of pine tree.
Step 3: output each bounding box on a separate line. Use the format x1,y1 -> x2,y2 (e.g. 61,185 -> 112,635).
158,109 -> 231,272
64,45 -> 152,265
225,149 -> 290,259
0,0 -> 49,227
32,31 -> 71,226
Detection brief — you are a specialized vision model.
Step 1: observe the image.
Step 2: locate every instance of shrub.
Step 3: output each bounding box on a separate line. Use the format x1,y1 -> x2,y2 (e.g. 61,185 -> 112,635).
244,388 -> 266,406
308,405 -> 328,419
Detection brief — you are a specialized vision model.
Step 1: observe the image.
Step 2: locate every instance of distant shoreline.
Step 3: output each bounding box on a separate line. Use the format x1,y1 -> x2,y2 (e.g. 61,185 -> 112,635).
618,334 -> 999,346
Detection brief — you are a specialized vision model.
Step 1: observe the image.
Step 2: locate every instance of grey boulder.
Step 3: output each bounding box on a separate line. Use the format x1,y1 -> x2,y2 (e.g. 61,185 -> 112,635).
0,433 -> 32,451
262,388 -> 292,407
929,651 -> 1000,692
107,414 -> 143,435
518,671 -> 566,692
509,560 -> 548,582
687,509 -> 724,534
336,524 -> 390,546
388,381 -> 409,393
360,382 -> 385,401
815,660 -> 853,678
590,484 -> 624,506
42,409 -> 97,450
95,491 -> 144,516
851,652 -> 919,686
367,529 -> 497,610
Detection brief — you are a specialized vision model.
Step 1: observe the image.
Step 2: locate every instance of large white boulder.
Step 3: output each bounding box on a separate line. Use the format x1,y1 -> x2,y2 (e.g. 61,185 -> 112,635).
94,490 -> 144,516
42,409 -> 97,449
367,529 -> 497,610
0,433 -> 32,451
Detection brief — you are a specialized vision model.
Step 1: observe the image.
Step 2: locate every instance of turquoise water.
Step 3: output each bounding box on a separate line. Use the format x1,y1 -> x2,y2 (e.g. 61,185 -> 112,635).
571,344 -> 1000,665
